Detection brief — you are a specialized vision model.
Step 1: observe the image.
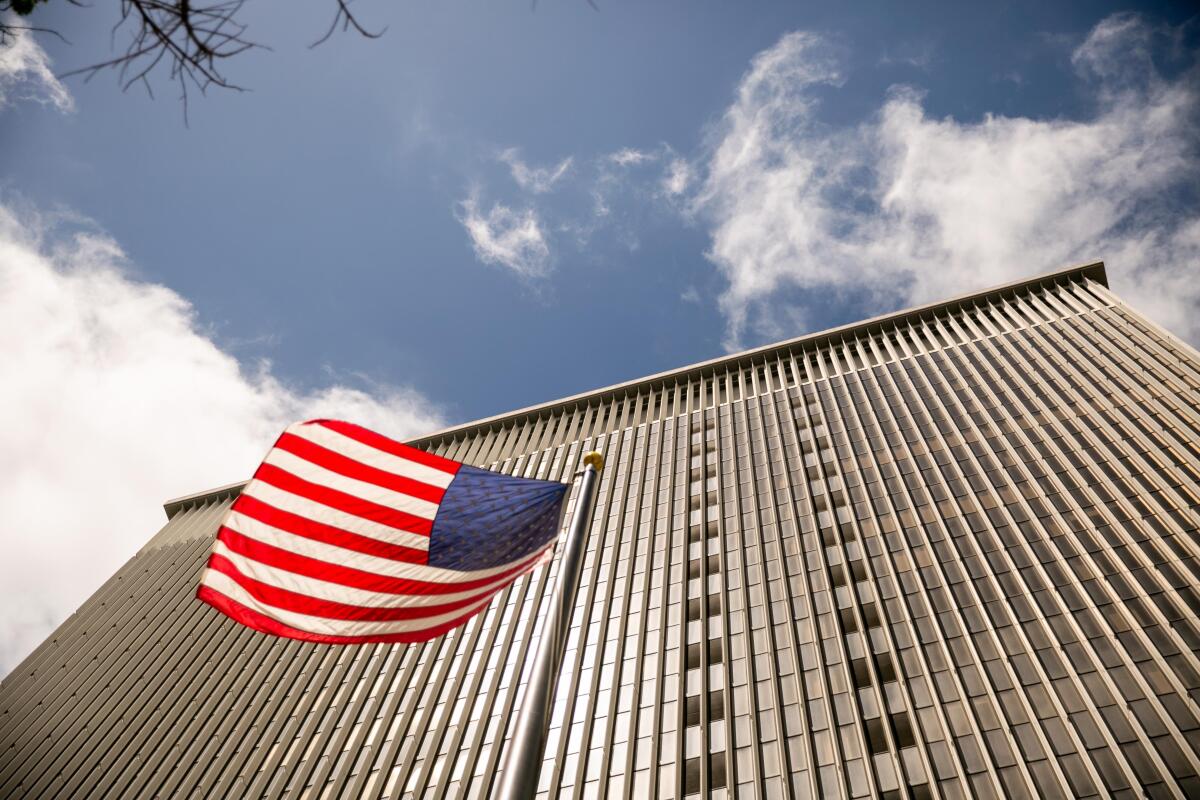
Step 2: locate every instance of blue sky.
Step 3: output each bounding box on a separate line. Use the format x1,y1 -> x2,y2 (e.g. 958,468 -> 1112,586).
0,1 -> 1197,670
8,0 -> 1196,420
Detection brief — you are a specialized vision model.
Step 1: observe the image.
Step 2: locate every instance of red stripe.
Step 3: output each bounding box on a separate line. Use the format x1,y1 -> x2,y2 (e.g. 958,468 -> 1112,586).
197,585 -> 488,644
274,432 -> 447,505
231,494 -> 427,564
308,420 -> 461,476
206,553 -> 496,621
252,462 -> 433,536
217,525 -> 547,595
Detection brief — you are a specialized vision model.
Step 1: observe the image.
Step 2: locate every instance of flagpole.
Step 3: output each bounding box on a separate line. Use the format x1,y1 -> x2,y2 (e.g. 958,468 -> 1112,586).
495,450 -> 604,800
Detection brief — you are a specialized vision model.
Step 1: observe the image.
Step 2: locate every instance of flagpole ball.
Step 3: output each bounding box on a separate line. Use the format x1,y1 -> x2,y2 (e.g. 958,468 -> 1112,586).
582,451 -> 605,471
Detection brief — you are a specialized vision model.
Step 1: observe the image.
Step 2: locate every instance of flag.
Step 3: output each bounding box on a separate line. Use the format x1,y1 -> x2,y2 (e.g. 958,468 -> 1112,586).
196,419 -> 569,643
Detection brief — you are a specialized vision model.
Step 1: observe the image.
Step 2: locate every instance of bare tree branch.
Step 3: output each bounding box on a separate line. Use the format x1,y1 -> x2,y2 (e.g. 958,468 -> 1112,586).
59,0 -> 260,122
0,0 -> 79,47
311,0 -> 385,49
0,1 -> 385,119
0,0 -> 600,117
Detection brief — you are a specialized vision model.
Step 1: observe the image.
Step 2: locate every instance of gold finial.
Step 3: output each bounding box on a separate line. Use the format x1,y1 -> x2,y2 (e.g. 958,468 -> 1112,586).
582,451 -> 604,472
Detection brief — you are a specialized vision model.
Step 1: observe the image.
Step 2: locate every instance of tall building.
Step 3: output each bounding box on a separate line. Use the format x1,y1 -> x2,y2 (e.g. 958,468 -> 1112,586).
2,261 -> 1200,800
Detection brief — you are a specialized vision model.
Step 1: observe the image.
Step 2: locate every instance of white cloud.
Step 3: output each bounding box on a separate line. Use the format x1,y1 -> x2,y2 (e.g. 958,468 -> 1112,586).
457,142 -> 694,273
457,193 -> 552,278
499,148 -> 573,194
608,148 -> 656,167
0,20 -> 73,112
661,157 -> 693,197
877,40 -> 936,71
691,16 -> 1200,350
0,202 -> 443,675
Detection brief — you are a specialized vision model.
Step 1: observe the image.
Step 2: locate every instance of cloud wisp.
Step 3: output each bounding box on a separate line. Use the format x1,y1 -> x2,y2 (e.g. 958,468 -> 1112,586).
455,142 -> 692,278
0,202 -> 444,676
608,148 -> 657,167
690,15 -> 1200,349
457,193 -> 552,278
661,157 -> 693,198
499,148 -> 574,194
0,19 -> 73,112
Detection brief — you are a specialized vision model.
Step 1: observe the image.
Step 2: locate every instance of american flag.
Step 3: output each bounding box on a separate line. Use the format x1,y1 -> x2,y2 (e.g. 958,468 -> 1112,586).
197,419 -> 569,643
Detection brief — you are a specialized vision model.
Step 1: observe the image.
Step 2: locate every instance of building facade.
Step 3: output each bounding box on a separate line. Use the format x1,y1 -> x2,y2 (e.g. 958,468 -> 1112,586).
2,262 -> 1200,799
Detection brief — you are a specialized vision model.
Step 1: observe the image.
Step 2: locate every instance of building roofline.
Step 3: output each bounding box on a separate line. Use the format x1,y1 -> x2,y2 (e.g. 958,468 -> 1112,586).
163,480 -> 248,519
163,260 -> 1106,517
407,260 -> 1106,446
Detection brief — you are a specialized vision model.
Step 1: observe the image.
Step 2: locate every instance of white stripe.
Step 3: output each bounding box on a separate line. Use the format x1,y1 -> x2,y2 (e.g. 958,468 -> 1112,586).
226,510 -> 547,584
212,539 -> 495,609
241,480 -> 430,551
290,423 -> 455,489
201,569 -> 498,636
211,538 -> 545,608
263,450 -> 440,520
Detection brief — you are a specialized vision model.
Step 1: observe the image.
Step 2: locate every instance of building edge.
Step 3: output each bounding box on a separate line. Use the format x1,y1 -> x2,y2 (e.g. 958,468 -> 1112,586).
162,259 -> 1107,519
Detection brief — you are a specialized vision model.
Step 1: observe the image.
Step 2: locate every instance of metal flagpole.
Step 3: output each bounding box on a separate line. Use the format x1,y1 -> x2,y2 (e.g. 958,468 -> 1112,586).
495,450 -> 605,800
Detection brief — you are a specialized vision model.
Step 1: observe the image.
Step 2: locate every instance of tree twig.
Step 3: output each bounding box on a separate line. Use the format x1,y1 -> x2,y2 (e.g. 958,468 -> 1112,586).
0,1 -> 385,118
311,0 -> 386,49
